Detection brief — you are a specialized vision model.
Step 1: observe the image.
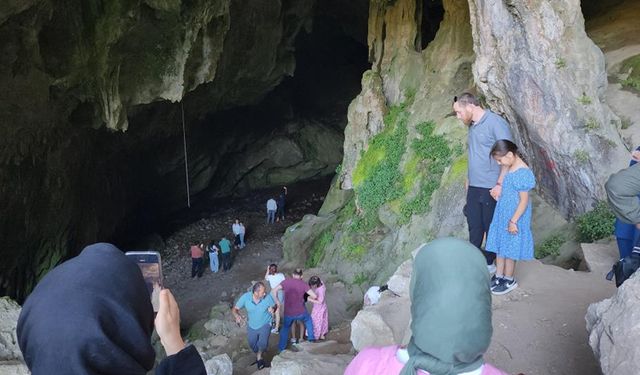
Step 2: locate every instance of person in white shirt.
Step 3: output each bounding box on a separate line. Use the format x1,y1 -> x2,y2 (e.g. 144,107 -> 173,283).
264,264 -> 285,333
266,198 -> 277,224
232,219 -> 242,250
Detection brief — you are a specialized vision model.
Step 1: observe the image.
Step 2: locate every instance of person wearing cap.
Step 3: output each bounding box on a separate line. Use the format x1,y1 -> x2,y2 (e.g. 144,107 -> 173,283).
452,93 -> 513,274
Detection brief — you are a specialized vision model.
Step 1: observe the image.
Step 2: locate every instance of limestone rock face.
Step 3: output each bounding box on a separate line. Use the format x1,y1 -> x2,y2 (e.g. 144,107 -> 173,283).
467,0 -> 628,216
340,71 -> 388,190
269,340 -> 354,375
203,353 -> 233,375
586,272 -> 640,375
0,298 -> 28,375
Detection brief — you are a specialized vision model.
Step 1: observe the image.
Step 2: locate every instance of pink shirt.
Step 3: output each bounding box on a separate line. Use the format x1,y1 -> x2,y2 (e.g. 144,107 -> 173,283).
344,346 -> 509,375
190,245 -> 203,258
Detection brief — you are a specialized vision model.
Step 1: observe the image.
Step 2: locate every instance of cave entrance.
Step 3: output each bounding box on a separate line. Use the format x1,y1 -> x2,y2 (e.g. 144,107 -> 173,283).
415,0 -> 445,52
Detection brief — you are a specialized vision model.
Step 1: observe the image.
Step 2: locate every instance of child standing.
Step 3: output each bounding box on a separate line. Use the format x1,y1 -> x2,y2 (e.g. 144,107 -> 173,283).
486,139 -> 536,295
265,264 -> 285,333
307,276 -> 328,340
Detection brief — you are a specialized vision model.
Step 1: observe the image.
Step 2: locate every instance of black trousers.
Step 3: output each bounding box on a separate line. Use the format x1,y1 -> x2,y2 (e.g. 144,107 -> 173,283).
191,258 -> 204,278
465,186 -> 497,265
221,252 -> 232,271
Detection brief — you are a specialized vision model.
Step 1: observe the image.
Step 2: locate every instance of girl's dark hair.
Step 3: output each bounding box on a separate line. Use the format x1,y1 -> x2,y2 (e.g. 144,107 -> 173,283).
490,139 -> 519,158
308,276 -> 322,287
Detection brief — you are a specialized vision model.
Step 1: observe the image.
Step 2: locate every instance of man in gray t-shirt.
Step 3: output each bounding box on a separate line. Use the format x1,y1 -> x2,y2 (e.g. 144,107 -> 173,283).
453,93 -> 513,271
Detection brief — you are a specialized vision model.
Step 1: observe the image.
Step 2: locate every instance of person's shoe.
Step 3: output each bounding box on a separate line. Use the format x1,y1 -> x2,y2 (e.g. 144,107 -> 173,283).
271,328 -> 279,334
490,275 -> 500,290
487,264 -> 497,274
257,359 -> 266,370
491,278 -> 518,295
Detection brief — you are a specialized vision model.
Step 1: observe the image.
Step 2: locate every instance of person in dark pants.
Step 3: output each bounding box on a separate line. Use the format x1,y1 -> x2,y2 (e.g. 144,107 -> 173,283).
190,243 -> 204,278
219,236 -> 232,271
277,186 -> 287,221
453,93 -> 513,273
612,147 -> 640,258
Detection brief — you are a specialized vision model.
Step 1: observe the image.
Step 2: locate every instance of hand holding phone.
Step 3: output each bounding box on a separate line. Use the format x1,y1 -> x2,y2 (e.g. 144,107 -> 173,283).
125,251 -> 163,312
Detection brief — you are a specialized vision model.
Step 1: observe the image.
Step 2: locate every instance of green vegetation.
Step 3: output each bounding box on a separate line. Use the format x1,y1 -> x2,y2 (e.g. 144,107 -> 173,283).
584,118 -> 600,131
619,55 -> 640,92
574,150 -> 589,164
535,234 -> 565,259
555,58 -> 567,69
621,116 -> 632,130
399,121 -> 454,221
351,101 -> 409,230
578,93 -> 592,105
335,163 -> 342,175
353,272 -> 369,287
576,201 -> 615,243
306,231 -> 334,268
341,236 -> 367,261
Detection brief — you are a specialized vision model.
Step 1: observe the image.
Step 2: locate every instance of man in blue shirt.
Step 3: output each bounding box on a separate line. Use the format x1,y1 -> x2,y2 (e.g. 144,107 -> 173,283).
453,93 -> 513,272
232,282 -> 275,370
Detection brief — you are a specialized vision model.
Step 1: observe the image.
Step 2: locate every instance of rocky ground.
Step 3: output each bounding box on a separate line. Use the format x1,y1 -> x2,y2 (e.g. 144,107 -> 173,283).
151,178 -> 358,374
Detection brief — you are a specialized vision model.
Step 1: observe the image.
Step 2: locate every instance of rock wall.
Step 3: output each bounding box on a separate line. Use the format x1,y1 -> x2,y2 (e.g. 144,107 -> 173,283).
586,272 -> 640,375
283,0 -> 632,288
468,0 -> 628,216
0,298 -> 28,374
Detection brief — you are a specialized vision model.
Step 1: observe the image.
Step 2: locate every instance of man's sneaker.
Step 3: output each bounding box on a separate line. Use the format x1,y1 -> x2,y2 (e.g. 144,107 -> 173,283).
491,278 -> 518,295
271,328 -> 279,334
487,264 -> 497,274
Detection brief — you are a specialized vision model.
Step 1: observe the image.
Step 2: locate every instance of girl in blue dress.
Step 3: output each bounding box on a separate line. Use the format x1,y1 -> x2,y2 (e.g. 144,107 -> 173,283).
486,140 -> 536,295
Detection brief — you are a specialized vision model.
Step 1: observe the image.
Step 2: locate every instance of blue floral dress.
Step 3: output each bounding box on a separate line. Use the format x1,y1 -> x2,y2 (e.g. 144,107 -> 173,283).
486,168 -> 536,260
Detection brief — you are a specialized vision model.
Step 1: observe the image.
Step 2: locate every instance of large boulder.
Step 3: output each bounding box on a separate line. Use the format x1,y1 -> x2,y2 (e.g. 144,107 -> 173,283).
0,298 -> 28,374
203,353 -> 233,375
0,298 -> 22,362
269,340 -> 354,375
586,271 -> 640,375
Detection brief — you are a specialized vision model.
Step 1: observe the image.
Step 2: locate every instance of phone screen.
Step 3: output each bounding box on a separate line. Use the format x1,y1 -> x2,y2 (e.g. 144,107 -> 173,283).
125,251 -> 163,312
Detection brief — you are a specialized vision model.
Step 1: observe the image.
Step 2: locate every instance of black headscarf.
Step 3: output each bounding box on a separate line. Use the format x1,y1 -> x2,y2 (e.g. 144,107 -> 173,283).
18,243 -> 156,374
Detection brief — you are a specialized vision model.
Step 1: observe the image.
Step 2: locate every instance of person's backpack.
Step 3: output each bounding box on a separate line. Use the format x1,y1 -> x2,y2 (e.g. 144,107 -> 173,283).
606,247 -> 640,287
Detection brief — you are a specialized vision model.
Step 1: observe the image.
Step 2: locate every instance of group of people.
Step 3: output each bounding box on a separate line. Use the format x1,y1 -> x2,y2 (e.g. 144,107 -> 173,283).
189,218 -> 247,277
266,186 -> 288,223
232,264 -> 329,370
14,91 -> 640,375
453,93 -> 535,295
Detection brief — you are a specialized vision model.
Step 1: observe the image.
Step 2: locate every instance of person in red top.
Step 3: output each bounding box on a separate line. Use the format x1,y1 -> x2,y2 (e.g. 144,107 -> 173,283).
271,268 -> 317,351
190,242 -> 204,278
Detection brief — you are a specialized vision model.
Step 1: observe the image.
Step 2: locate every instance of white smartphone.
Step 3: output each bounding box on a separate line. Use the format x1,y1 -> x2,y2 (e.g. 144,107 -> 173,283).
125,251 -> 163,312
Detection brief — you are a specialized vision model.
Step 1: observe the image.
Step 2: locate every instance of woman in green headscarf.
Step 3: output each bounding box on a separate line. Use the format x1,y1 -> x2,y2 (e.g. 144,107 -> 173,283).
344,237 -> 509,375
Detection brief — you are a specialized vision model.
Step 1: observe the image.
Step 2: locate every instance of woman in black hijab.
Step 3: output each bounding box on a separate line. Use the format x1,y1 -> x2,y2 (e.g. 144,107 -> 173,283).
17,243 -> 206,375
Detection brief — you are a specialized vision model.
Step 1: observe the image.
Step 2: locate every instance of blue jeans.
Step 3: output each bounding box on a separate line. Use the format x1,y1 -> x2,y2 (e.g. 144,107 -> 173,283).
209,252 -> 219,272
267,210 -> 276,223
278,312 -> 315,351
239,233 -> 245,248
247,323 -> 271,353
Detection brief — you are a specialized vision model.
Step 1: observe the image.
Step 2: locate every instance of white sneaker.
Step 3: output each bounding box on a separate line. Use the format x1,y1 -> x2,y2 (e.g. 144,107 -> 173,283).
487,264 -> 496,274
271,328 -> 279,334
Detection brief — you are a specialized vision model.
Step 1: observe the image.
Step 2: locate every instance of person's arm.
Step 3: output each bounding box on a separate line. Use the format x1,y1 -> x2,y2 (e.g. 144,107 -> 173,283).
490,165 -> 509,200
264,266 -> 271,281
605,164 -> 640,225
508,191 -> 529,234
306,288 -> 318,301
231,306 -> 246,326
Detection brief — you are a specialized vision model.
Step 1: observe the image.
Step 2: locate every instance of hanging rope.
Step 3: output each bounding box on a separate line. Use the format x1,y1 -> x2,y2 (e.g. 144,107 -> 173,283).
181,102 -> 191,208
